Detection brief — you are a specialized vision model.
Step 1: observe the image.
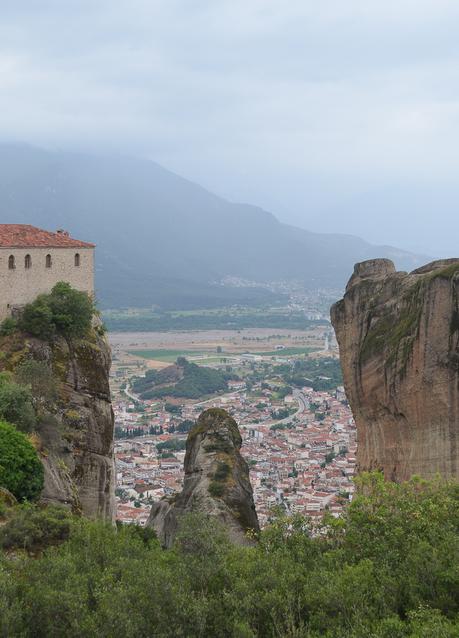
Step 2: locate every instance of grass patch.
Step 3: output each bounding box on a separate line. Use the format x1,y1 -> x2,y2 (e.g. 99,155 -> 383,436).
128,349 -> 206,362
255,347 -> 318,357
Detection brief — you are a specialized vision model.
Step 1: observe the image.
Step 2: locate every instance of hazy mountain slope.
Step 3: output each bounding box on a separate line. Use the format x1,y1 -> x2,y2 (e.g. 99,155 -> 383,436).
0,144 -> 423,308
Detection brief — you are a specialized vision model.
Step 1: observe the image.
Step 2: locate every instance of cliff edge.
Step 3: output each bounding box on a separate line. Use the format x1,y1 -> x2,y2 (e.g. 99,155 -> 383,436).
147,408 -> 259,547
331,258 -> 459,481
0,326 -> 115,519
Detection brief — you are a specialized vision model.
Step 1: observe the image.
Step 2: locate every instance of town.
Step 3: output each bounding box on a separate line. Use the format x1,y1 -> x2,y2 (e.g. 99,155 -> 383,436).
110,327 -> 356,528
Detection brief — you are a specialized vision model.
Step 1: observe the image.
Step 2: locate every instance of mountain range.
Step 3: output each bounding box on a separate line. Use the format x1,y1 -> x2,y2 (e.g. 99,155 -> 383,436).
0,144 -> 424,309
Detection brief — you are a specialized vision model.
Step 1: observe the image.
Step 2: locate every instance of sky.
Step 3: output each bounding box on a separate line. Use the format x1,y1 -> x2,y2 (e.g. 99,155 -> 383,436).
1,0 -> 459,256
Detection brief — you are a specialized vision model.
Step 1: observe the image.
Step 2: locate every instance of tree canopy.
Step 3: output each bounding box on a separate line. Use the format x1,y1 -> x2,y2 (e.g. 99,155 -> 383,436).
19,282 -> 95,340
0,473 -> 457,636
0,420 -> 44,501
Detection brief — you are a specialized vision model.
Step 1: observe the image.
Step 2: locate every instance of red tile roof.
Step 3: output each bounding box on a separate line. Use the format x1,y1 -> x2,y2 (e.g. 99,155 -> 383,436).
0,224 -> 95,248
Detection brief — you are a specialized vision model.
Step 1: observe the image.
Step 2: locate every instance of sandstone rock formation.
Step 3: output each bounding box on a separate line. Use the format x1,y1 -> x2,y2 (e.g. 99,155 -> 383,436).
0,327 -> 115,519
147,408 -> 259,547
331,258 -> 459,481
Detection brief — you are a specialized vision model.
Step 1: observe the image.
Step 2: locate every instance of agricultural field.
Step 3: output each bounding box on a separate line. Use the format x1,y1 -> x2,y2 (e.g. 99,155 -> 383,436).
109,326 -> 336,381
127,349 -> 207,363
103,305 -> 329,332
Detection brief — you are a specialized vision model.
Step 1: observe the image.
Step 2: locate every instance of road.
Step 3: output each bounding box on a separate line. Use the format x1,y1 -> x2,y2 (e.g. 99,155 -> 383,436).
124,383 -> 140,403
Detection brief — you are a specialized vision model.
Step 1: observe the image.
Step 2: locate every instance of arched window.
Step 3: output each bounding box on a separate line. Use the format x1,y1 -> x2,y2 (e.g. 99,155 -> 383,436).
46,254 -> 52,268
74,253 -> 80,267
8,255 -> 15,270
24,254 -> 32,269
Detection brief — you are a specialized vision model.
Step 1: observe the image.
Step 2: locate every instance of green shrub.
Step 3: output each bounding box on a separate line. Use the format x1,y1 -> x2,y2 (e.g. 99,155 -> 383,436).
47,282 -> 94,338
208,481 -> 225,497
15,360 -> 58,407
0,420 -> 44,500
0,478 -> 457,636
20,295 -> 55,340
0,317 -> 18,336
20,282 -> 95,340
0,373 -> 36,432
0,504 -> 71,552
213,461 -> 230,481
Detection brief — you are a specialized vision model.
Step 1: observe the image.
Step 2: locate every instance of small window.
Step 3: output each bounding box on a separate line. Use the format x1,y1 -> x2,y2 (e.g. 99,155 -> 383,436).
46,254 -> 52,268
8,255 -> 15,270
74,253 -> 80,267
25,254 -> 32,269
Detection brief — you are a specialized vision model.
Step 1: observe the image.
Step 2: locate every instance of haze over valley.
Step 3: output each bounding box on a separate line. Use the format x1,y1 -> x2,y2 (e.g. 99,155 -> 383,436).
0,144 -> 425,310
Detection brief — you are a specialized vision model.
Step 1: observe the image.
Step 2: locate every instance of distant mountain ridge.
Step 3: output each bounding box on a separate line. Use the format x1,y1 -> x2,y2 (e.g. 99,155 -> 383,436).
0,144 -> 425,308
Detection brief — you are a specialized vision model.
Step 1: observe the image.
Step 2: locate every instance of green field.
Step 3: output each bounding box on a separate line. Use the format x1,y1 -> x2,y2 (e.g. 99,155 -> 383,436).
104,306 -> 328,332
256,347 -> 318,357
128,349 -> 207,362
129,347 -> 318,363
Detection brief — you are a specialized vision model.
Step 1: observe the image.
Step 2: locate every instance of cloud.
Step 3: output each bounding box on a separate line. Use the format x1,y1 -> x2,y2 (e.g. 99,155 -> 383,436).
0,1 -> 459,254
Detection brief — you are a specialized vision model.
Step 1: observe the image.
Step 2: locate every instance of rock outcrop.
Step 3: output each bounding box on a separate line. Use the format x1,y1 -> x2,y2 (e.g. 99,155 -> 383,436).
331,258 -> 459,481
0,327 -> 115,519
147,408 -> 259,547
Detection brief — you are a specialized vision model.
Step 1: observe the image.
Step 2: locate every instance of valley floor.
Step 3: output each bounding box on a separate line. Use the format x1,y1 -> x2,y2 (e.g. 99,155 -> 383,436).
109,326 -> 355,527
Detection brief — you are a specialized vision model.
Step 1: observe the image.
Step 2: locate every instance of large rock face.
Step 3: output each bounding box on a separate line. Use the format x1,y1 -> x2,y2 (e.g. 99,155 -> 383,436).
0,327 -> 115,519
331,258 -> 459,481
147,408 -> 259,547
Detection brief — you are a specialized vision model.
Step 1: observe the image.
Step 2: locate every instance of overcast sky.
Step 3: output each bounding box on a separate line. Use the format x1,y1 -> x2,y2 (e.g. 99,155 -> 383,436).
1,0 -> 459,255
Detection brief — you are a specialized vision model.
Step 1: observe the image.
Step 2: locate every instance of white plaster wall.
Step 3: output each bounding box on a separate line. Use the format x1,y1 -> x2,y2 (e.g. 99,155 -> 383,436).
0,247 -> 94,320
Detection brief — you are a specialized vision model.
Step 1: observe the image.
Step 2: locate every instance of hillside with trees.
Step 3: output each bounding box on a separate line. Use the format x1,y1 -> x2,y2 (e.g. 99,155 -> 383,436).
131,358 -> 237,400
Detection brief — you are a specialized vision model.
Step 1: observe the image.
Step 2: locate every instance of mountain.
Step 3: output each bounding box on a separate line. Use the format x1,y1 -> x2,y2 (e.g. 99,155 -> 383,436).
0,144 -> 424,308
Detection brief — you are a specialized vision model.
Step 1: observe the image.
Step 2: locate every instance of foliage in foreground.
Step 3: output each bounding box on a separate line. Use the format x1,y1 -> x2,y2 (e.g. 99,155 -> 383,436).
0,420 -> 44,501
0,473 -> 458,637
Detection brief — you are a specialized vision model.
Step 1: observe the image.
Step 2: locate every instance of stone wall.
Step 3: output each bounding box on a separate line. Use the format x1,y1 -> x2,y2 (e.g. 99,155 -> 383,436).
0,247 -> 94,320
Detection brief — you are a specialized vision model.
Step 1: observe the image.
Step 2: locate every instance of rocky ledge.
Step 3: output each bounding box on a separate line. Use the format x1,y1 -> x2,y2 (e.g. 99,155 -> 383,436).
0,326 -> 115,519
147,408 -> 259,547
331,258 -> 459,481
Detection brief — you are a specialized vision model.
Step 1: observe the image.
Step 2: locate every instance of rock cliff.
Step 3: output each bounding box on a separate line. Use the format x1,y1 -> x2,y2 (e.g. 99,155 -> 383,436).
147,408 -> 259,547
0,326 -> 115,519
331,258 -> 459,481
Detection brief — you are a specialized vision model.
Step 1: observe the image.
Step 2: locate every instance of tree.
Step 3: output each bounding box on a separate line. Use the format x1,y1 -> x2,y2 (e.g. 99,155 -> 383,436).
20,282 -> 95,340
0,420 -> 44,500
47,282 -> 95,338
0,373 -> 36,432
15,360 -> 58,408
165,403 -> 181,415
0,317 -> 17,336
20,295 -> 55,340
176,419 -> 194,433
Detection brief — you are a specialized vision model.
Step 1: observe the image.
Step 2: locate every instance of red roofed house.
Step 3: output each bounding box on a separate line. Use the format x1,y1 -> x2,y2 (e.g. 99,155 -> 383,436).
0,224 -> 95,320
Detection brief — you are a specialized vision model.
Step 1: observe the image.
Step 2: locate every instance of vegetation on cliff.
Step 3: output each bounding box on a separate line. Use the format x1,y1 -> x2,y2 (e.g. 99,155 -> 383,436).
18,281 -> 96,340
359,262 -> 459,368
0,421 -> 43,501
0,473 -> 457,636
0,372 -> 36,432
0,283 -> 114,518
